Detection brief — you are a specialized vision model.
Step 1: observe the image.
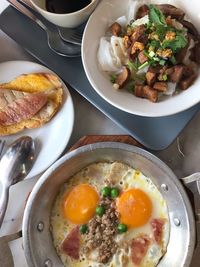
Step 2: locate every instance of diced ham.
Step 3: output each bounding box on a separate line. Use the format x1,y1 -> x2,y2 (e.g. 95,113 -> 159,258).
151,218 -> 165,244
0,92 -> 47,126
61,226 -> 80,260
131,235 -> 150,265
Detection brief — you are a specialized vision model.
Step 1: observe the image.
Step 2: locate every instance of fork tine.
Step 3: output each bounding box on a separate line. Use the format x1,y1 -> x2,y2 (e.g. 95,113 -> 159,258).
58,28 -> 82,45
0,140 -> 6,157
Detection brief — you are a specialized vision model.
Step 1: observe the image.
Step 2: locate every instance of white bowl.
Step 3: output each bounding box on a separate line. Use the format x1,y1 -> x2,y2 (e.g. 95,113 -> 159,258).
82,0 -> 200,117
30,0 -> 99,28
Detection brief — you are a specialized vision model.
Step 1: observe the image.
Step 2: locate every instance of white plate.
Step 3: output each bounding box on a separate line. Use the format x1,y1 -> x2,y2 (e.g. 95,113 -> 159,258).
82,0 -> 200,117
0,60 -> 74,179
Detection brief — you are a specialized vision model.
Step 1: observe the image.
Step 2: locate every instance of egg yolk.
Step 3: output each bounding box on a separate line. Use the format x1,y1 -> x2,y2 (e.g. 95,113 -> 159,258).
116,188 -> 152,228
63,184 -> 99,224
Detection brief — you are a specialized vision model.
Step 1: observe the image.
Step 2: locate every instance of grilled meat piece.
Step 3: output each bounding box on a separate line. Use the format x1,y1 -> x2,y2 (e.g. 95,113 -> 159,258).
116,67 -> 130,88
156,4 -> 185,20
169,65 -> 185,83
138,51 -> 148,64
135,85 -> 158,102
135,4 -> 149,19
178,73 -> 197,90
146,72 -> 156,86
153,82 -> 168,92
109,22 -> 122,37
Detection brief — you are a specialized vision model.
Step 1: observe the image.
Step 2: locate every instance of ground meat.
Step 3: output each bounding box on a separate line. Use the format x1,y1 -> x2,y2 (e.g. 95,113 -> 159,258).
83,197 -> 119,264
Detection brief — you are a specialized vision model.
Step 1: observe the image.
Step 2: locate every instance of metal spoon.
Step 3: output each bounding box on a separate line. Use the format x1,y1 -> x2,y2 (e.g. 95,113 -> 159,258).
0,136 -> 35,228
7,0 -> 81,57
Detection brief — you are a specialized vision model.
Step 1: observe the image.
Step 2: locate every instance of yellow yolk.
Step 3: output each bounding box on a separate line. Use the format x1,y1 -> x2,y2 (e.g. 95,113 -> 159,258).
63,184 -> 99,224
116,188 -> 152,228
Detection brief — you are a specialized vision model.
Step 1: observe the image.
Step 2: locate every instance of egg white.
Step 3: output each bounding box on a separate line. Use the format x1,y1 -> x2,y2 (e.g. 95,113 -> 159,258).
50,161 -> 170,267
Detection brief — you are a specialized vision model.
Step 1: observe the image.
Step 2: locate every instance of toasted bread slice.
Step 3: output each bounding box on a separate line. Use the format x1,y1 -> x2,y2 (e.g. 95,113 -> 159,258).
0,72 -> 63,135
0,88 -> 63,135
0,73 -> 62,93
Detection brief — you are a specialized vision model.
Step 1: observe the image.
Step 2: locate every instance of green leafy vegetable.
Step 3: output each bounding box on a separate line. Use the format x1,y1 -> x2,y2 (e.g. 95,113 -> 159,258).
148,40 -> 160,50
110,74 -> 117,83
162,74 -> 168,81
138,61 -> 149,70
149,5 -> 166,25
170,55 -> 177,65
155,24 -> 167,41
162,32 -> 188,52
159,59 -> 166,66
125,82 -> 135,93
127,60 -> 138,72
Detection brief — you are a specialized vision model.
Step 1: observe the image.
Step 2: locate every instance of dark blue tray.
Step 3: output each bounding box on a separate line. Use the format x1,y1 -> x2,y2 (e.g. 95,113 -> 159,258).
0,6 -> 199,150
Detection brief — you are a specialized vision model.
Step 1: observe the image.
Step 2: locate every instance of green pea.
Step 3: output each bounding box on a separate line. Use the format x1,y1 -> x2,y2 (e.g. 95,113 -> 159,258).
96,206 -> 105,217
80,224 -> 88,234
117,223 -> 128,233
101,186 -> 111,197
111,188 -> 119,198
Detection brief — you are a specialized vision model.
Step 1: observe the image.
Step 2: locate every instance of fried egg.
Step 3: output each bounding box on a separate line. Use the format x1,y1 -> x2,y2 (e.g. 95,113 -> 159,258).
50,162 -> 170,267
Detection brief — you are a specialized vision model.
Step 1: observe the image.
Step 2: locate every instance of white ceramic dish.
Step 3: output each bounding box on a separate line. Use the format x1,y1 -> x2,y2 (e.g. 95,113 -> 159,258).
0,60 -> 74,179
30,0 -> 99,28
82,0 -> 200,117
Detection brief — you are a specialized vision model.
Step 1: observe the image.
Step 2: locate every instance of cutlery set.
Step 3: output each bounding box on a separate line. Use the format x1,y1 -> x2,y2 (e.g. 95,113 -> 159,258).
7,0 -> 83,57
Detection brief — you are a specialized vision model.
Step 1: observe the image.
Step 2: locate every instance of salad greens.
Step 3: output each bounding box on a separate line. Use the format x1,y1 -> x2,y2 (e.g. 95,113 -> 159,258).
149,4 -> 166,25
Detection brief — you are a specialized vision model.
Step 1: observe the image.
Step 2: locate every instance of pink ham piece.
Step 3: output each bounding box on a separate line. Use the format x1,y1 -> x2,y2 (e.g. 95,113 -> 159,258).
151,218 -> 165,244
61,226 -> 80,260
0,92 -> 47,126
131,235 -> 150,265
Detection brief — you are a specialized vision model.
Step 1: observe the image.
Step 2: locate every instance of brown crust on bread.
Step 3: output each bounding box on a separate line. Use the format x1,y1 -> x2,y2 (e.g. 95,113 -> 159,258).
0,73 -> 63,135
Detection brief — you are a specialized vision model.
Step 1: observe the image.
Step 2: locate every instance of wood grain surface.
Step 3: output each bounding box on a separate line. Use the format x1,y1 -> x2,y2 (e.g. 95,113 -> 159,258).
69,135 -> 143,151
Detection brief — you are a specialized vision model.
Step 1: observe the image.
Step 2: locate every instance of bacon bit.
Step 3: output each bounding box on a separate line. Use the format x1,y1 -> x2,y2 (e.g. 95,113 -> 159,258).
151,218 -> 166,244
131,235 -> 150,265
61,227 -> 80,260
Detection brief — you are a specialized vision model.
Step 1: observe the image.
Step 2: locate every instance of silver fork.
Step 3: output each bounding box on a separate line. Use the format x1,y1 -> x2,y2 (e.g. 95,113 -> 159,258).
58,27 -> 83,46
0,140 -> 6,158
7,0 -> 81,57
18,0 -> 82,45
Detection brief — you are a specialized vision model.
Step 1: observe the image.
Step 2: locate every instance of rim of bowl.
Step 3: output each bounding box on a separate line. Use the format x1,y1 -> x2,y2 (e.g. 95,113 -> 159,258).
30,0 -> 98,17
81,0 -> 200,117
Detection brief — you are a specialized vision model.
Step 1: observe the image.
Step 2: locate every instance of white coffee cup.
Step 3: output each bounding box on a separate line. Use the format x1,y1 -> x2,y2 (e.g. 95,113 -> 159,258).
30,0 -> 99,28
